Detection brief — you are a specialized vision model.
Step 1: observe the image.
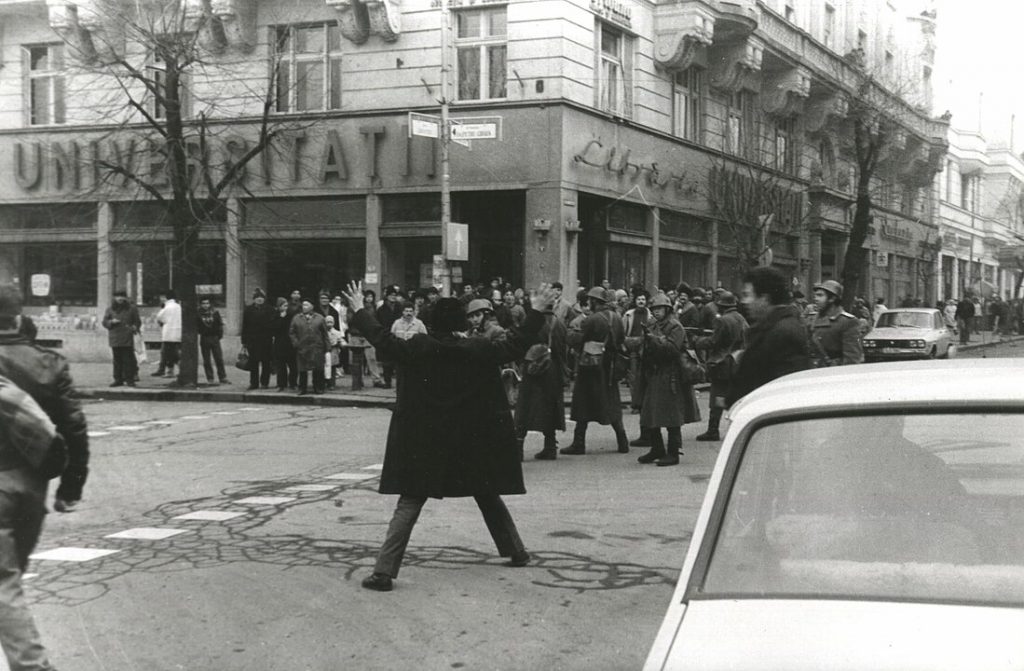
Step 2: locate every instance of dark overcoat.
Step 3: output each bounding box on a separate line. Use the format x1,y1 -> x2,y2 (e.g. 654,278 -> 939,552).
242,303 -> 276,362
289,312 -> 330,372
694,308 -> 748,402
727,305 -> 811,407
569,307 -> 624,425
102,302 -> 141,348
639,316 -> 700,428
514,313 -> 567,433
272,310 -> 295,359
353,307 -> 543,499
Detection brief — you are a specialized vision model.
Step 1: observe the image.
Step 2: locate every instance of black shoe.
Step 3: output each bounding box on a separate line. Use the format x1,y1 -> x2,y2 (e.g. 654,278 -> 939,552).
297,390 -> 309,396
617,438 -> 630,453
559,444 -> 585,455
656,454 -> 681,467
534,449 -> 557,460
637,449 -> 665,464
53,498 -> 78,513
220,379 -> 230,385
361,572 -> 394,592
109,381 -> 124,387
505,551 -> 530,567
629,437 -> 651,447
695,431 -> 720,442
372,380 -> 388,389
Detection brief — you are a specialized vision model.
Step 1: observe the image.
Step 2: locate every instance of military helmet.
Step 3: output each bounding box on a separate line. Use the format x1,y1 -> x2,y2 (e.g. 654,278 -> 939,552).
813,280 -> 844,299
715,291 -> 738,308
465,298 -> 493,315
586,286 -> 609,303
648,293 -> 673,309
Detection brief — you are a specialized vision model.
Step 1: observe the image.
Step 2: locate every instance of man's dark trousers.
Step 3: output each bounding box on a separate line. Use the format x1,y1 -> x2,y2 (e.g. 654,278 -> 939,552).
111,346 -> 136,384
200,336 -> 228,382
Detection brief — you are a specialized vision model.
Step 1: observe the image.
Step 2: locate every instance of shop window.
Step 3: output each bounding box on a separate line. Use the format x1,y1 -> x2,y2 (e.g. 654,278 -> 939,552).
608,244 -> 647,290
23,44 -> 65,126
673,67 -> 704,143
382,193 -> 441,223
596,23 -> 633,118
726,91 -> 754,158
902,186 -> 917,216
659,249 -> 707,290
0,203 -> 96,230
273,23 -> 343,112
607,202 -> 648,234
243,197 -> 365,229
658,209 -> 710,243
117,242 -> 226,307
115,201 -> 227,228
20,242 -> 96,306
455,7 -> 507,101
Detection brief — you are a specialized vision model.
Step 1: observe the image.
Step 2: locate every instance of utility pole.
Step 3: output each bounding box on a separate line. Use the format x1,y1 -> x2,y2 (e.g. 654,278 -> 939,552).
439,0 -> 452,297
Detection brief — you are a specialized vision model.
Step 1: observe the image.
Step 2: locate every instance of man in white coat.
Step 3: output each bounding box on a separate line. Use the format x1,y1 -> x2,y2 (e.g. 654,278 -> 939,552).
153,290 -> 182,378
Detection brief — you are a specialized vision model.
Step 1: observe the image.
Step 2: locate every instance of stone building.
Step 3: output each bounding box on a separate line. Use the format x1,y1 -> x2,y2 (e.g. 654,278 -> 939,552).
0,0 -> 948,355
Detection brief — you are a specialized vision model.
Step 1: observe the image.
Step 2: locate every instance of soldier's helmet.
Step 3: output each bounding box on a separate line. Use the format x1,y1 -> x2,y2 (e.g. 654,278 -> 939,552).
586,286 -> 609,303
813,280 -> 844,299
715,291 -> 738,308
648,293 -> 673,309
465,299 -> 493,316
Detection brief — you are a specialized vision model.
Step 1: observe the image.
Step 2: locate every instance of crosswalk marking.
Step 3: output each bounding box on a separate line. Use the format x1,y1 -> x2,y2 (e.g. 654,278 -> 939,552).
178,415 -> 208,420
105,528 -> 190,540
145,420 -> 176,425
282,484 -> 337,492
209,411 -> 239,416
87,431 -> 110,438
173,511 -> 245,522
31,547 -> 120,562
108,425 -> 148,431
234,496 -> 296,505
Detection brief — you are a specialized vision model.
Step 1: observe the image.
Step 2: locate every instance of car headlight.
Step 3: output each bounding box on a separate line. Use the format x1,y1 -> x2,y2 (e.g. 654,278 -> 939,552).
914,340 -> 926,348
864,340 -> 876,348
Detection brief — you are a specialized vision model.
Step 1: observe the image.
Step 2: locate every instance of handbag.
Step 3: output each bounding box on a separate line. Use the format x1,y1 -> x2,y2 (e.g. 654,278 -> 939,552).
133,332 -> 148,365
235,347 -> 251,372
524,326 -> 554,378
680,348 -> 706,384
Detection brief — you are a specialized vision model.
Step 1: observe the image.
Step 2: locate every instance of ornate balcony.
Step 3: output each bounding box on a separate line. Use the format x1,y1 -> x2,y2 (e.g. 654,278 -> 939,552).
653,1 -> 715,72
709,34 -> 763,93
761,64 -> 811,117
327,0 -> 400,44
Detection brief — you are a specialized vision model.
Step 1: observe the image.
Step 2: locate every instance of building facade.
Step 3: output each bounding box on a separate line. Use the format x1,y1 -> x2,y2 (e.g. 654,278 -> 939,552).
0,0 -> 947,356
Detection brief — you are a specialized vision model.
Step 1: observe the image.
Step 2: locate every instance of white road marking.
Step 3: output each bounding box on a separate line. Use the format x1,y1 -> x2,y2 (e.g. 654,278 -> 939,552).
173,511 -> 245,522
107,425 -> 148,431
87,431 -> 110,438
281,484 -> 337,492
209,411 -> 239,416
23,573 -> 37,580
234,496 -> 296,505
145,420 -> 176,425
323,473 -> 377,480
363,464 -> 384,471
30,548 -> 120,562
237,407 -> 262,412
105,528 -> 191,540
178,415 -> 208,420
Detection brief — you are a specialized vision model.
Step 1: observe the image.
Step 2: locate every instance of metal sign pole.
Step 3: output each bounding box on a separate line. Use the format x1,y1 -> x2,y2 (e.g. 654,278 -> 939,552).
439,0 -> 452,297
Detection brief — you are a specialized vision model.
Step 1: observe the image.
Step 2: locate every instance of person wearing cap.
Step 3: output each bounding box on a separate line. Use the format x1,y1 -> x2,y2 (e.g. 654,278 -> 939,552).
197,296 -> 229,385
563,286 -> 630,455
102,289 -> 142,387
633,293 -> 700,466
153,289 -> 182,378
342,281 -> 557,592
466,298 -> 506,342
693,291 -> 748,441
726,267 -> 811,407
242,288 -> 276,390
810,280 -> 863,367
289,298 -> 331,395
0,284 -> 90,515
675,283 -> 699,334
515,301 -> 568,461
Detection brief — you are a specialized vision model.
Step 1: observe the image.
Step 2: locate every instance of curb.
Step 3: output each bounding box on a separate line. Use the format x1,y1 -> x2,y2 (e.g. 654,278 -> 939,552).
77,387 -> 397,409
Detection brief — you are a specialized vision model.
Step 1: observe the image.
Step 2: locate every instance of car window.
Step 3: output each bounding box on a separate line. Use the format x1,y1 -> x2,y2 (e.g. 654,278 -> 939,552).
697,413 -> 1024,605
875,312 -> 932,329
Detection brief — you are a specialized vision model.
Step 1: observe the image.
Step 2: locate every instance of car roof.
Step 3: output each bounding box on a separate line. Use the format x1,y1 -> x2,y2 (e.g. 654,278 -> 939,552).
728,360 -> 1024,422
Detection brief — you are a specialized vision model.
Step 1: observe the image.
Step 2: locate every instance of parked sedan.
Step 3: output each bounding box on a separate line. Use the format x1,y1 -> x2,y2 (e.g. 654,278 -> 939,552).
644,360 -> 1024,671
863,308 -> 956,361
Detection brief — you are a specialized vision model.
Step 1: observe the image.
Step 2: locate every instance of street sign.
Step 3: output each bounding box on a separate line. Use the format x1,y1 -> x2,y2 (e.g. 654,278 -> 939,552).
448,120 -> 471,148
409,112 -> 441,138
451,123 -> 498,141
446,222 -> 469,261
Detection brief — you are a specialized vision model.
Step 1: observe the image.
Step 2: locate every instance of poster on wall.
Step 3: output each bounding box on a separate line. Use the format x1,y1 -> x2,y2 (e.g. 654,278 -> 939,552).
30,274 -> 50,297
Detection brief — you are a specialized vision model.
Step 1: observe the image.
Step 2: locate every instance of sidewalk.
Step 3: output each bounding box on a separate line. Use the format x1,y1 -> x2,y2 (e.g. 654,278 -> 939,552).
68,334 -> 1017,408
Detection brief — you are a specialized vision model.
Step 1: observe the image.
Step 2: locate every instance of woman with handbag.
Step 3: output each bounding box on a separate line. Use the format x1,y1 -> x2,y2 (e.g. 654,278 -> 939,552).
514,306 -> 567,461
636,293 -> 700,467
562,287 -> 629,455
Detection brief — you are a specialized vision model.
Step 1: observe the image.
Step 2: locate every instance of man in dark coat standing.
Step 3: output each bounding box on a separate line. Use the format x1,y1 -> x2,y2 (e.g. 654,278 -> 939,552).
955,294 -> 975,346
693,291 -> 747,441
102,289 -> 141,387
241,288 -> 275,390
515,307 -> 567,460
727,267 -> 811,407
562,287 -> 629,455
345,281 -> 555,592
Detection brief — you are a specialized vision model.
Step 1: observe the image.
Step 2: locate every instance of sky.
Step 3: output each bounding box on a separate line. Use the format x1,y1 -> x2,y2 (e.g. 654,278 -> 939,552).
932,0 -> 1024,148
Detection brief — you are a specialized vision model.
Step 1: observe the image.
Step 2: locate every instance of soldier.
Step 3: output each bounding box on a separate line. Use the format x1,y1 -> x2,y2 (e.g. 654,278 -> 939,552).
809,280 -> 864,367
466,299 -> 507,342
693,291 -> 748,441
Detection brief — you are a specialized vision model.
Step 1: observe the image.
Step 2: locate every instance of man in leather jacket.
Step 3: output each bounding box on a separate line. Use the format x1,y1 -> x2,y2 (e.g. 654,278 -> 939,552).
0,285 -> 90,514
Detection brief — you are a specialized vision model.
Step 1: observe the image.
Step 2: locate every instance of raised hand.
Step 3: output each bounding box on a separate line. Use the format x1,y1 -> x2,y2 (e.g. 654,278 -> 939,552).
341,280 -> 364,311
529,283 -> 558,312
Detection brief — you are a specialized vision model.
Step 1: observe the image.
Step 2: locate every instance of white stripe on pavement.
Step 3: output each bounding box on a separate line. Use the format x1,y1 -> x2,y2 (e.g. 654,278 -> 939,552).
30,548 -> 120,562
281,484 -> 337,492
173,511 -> 245,522
87,431 -> 110,438
105,528 -> 191,540
323,473 -> 377,480
362,464 -> 384,471
234,496 -> 296,505
107,425 -> 148,431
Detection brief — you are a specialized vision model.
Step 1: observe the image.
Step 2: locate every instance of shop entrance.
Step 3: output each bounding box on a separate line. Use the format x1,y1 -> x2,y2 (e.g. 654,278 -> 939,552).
260,240 -> 365,300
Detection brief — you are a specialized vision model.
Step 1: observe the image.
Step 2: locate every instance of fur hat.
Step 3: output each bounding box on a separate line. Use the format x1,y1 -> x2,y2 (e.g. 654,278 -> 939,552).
430,297 -> 467,333
252,288 -> 267,300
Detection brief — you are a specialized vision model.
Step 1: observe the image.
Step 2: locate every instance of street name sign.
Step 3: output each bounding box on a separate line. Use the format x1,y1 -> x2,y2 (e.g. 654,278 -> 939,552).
409,112 -> 440,138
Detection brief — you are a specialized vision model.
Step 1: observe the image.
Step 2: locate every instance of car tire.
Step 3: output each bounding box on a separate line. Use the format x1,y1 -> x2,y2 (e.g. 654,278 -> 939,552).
928,346 -> 938,359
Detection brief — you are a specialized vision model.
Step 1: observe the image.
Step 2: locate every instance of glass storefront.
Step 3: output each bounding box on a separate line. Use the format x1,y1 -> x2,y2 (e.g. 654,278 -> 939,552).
12,242 -> 97,307
261,240 -> 365,300
660,249 -> 708,290
114,242 -> 226,307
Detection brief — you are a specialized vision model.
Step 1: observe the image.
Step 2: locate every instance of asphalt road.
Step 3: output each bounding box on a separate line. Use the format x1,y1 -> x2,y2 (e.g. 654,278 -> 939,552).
957,337 -> 1024,358
27,400 -> 718,671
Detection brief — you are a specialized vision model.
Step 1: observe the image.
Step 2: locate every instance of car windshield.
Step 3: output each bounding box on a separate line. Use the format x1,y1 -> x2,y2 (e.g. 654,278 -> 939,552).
875,312 -> 932,329
697,413 -> 1024,606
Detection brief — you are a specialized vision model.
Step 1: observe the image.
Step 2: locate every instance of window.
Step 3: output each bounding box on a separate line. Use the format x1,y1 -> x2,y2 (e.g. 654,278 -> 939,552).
673,68 -> 704,142
774,117 -> 795,173
150,49 -> 191,120
24,44 -> 65,126
598,24 -> 632,116
902,186 -> 917,216
273,23 -> 343,112
455,7 -> 507,101
726,92 -> 754,158
857,29 -> 868,52
823,4 -> 836,47
784,3 -> 795,22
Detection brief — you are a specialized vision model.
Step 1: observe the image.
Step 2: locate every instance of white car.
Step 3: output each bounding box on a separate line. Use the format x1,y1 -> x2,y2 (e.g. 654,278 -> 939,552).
863,308 -> 957,361
644,360 -> 1024,671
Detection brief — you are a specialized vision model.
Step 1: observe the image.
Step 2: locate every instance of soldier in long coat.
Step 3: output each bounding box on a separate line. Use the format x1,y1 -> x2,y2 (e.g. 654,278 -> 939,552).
693,291 -> 748,441
562,287 -> 629,455
345,282 -> 555,592
515,308 -> 567,460
810,280 -> 864,367
289,299 -> 330,395
636,293 -> 700,467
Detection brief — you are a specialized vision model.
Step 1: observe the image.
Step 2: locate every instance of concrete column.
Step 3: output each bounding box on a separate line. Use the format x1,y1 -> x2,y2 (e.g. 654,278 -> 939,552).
365,194 -> 382,294
950,255 -> 959,298
524,187 -> 570,289
224,198 -> 243,336
96,201 -> 112,319
808,230 -> 823,286
649,207 -> 660,291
